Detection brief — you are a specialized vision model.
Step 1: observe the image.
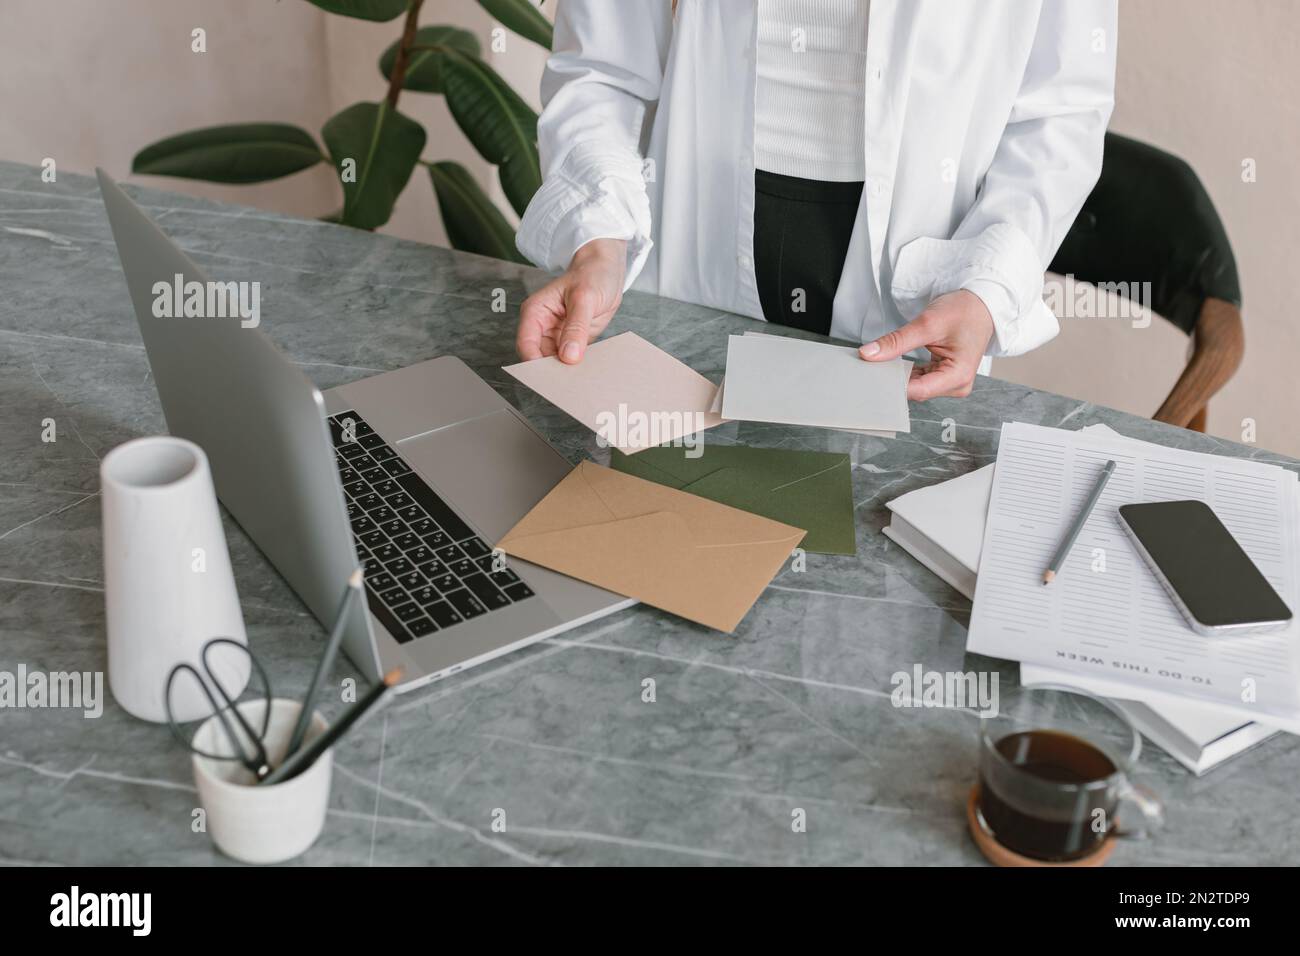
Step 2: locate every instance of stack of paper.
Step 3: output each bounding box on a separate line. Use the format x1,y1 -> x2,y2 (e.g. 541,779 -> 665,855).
884,423 -> 1290,773
882,465 -> 991,599
611,444 -> 856,554
967,422 -> 1300,734
718,332 -> 911,436
503,331 -> 722,454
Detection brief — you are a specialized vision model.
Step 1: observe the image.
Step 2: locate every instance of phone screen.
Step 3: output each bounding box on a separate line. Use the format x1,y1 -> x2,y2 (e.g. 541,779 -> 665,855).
1119,500 -> 1292,630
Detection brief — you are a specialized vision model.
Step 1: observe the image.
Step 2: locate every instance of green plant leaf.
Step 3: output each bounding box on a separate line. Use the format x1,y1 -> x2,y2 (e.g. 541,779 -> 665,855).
321,101 -> 427,230
428,161 -> 525,263
379,25 -> 480,93
441,51 -> 540,217
303,0 -> 408,22
132,123 -> 324,184
476,0 -> 554,49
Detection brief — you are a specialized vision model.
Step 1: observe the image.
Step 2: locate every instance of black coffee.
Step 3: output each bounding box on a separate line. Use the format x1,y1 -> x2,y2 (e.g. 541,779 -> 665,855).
979,729 -> 1118,861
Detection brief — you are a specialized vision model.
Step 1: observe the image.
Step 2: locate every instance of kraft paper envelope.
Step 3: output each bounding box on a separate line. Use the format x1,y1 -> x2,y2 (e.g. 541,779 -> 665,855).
503,331 -> 723,454
497,461 -> 805,632
720,333 -> 911,433
610,444 -> 856,554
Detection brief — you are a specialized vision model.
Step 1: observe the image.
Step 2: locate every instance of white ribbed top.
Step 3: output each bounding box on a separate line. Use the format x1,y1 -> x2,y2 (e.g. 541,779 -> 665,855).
754,0 -> 869,182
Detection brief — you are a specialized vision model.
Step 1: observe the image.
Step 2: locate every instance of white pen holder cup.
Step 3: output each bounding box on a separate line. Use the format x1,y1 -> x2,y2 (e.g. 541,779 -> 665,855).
192,697 -> 331,864
101,436 -> 248,722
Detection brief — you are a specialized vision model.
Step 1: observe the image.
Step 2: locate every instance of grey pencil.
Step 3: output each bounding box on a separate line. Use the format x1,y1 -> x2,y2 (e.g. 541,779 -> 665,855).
285,567 -> 363,757
1043,460 -> 1117,585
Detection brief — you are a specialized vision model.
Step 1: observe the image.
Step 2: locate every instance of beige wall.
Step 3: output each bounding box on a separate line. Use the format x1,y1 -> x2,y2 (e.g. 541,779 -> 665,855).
995,0 -> 1300,455
1,0 -> 339,221
0,0 -> 543,245
3,1 -> 1295,454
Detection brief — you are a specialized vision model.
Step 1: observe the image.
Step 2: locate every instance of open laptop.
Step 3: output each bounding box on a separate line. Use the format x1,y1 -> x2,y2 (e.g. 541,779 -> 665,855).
96,169 -> 633,693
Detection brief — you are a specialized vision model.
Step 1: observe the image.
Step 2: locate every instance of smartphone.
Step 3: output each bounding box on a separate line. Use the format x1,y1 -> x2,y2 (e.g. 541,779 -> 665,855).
1118,500 -> 1293,635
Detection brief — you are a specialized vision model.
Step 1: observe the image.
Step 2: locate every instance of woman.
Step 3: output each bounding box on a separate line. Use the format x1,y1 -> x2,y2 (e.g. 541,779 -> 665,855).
515,0 -> 1116,401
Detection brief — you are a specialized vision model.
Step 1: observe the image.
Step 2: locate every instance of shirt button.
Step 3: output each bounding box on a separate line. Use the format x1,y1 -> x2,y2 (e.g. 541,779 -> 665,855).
738,254 -> 752,269
871,182 -> 885,198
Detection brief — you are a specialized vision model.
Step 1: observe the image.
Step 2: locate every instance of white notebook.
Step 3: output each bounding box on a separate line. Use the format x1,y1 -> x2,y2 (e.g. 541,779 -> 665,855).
1020,662 -> 1279,776
883,464 -> 995,598
884,425 -> 1130,600
883,424 -> 1286,773
967,422 -> 1300,733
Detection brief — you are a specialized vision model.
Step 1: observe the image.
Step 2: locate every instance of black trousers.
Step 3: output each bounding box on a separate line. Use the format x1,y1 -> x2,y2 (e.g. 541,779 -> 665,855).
753,169 -> 865,337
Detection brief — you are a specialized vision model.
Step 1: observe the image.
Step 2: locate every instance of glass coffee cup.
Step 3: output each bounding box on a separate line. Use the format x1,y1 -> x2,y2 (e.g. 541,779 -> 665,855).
975,683 -> 1164,862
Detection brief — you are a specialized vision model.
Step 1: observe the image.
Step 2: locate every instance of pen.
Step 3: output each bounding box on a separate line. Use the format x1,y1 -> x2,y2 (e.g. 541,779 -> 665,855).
285,567 -> 364,758
261,668 -> 402,786
1043,460 -> 1116,585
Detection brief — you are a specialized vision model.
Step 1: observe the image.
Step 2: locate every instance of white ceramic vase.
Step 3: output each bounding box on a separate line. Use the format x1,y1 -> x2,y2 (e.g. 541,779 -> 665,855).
101,436 -> 248,722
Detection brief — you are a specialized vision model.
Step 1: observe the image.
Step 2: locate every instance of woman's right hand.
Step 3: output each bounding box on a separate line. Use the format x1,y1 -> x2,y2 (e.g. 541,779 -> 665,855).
516,238 -> 628,362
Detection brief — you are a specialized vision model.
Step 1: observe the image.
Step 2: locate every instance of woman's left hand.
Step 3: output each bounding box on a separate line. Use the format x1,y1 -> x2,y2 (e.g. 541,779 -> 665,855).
857,290 -> 995,400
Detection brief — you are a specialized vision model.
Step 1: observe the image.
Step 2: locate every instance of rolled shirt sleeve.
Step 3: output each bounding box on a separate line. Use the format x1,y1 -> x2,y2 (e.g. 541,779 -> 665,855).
890,0 -> 1117,357
515,0 -> 672,289
516,142 -> 654,290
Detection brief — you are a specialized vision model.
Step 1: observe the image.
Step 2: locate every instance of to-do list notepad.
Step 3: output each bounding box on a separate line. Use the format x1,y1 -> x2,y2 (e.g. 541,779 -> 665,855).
967,422 -> 1300,731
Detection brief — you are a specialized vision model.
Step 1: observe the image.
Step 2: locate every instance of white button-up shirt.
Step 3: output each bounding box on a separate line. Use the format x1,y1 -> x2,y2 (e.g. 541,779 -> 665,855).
517,0 -> 1117,361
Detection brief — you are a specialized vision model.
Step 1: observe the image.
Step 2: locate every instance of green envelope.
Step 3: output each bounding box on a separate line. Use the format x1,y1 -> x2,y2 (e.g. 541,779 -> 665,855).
610,444 -> 857,555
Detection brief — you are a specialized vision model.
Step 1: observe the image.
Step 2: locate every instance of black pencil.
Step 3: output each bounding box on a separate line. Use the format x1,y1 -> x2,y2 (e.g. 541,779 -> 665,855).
260,668 -> 402,786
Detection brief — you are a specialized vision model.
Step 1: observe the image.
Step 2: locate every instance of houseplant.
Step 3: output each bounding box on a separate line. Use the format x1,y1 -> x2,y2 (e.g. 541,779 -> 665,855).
131,0 -> 549,263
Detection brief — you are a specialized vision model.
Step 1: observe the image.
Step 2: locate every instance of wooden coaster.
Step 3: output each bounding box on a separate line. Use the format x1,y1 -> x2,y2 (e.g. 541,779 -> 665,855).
967,785 -> 1115,867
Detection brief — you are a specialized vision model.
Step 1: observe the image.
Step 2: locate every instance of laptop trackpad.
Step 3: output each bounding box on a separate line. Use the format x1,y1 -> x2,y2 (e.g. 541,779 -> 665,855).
397,410 -> 572,543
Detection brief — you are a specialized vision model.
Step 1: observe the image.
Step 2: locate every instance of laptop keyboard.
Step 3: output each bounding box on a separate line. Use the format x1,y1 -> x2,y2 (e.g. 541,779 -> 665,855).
328,410 -> 534,644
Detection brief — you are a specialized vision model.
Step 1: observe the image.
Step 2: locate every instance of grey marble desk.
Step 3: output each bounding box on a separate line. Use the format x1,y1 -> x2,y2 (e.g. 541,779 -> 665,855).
1,161 -> 1296,866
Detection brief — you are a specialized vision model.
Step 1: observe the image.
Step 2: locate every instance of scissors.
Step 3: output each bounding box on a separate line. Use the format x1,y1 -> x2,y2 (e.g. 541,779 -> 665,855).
165,637 -> 275,782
